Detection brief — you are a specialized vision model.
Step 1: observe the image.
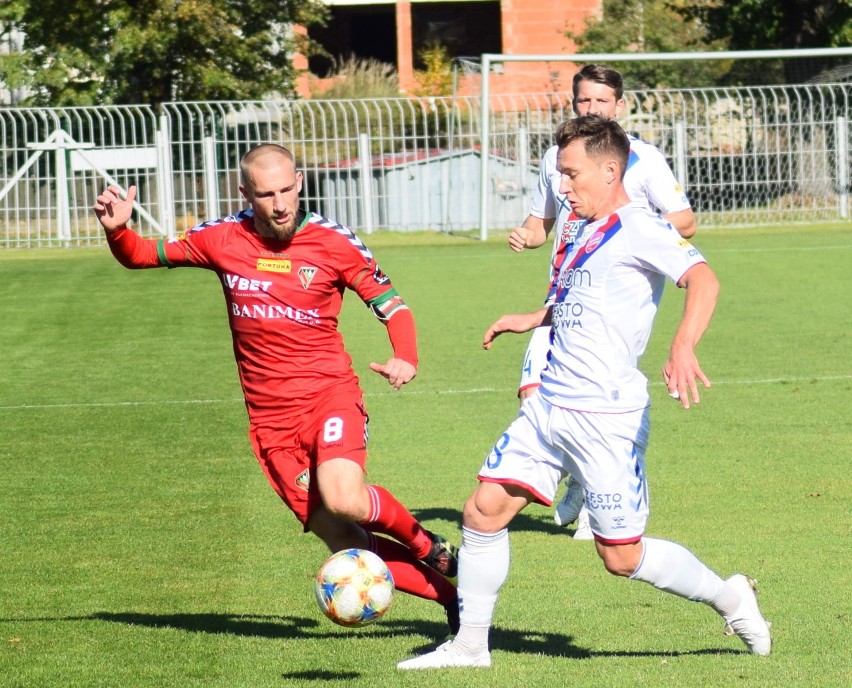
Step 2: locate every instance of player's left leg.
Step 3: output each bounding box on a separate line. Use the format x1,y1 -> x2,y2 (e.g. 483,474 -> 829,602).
578,409 -> 771,655
624,538 -> 771,655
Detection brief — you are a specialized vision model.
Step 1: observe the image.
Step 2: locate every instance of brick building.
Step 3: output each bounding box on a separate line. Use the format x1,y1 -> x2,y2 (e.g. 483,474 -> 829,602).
295,0 -> 602,96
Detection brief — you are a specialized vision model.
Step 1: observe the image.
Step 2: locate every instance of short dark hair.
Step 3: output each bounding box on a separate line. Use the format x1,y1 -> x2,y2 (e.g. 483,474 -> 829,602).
572,64 -> 624,101
555,115 -> 630,174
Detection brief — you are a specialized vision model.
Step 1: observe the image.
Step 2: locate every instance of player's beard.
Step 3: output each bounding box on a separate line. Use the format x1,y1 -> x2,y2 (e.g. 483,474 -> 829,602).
257,213 -> 298,242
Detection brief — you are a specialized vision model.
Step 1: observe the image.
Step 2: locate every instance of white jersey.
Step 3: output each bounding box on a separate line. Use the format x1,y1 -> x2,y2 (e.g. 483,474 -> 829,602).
530,135 -> 691,288
539,202 -> 706,413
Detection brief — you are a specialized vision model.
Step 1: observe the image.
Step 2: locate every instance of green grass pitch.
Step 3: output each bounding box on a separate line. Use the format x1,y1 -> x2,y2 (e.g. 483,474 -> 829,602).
0,224 -> 850,687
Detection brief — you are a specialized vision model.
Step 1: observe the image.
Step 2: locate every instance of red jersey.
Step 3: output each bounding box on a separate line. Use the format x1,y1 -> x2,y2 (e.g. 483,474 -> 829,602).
107,209 -> 414,423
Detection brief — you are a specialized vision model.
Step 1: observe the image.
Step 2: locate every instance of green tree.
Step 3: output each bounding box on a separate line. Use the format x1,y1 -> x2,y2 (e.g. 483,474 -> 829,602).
412,43 -> 454,97
568,0 -> 852,87
567,0 -> 729,89
683,0 -> 852,83
0,0 -> 328,107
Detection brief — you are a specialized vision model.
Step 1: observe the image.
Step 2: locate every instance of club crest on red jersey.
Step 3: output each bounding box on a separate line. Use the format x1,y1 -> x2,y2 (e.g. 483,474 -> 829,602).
299,266 -> 318,289
295,469 -> 310,492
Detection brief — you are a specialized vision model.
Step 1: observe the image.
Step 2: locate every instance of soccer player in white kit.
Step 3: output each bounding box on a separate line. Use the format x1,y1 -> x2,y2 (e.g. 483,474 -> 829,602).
508,64 -> 697,539
397,116 -> 771,669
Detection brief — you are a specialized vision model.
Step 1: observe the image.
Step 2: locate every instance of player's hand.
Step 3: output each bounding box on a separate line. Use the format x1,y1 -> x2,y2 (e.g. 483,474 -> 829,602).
662,348 -> 711,409
93,184 -> 137,232
369,358 -> 417,390
483,312 -> 541,349
508,226 -> 529,253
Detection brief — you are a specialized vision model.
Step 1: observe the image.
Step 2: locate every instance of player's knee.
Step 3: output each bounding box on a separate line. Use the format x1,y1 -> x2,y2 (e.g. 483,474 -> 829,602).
595,541 -> 642,577
462,482 -> 526,532
323,494 -> 367,521
321,485 -> 369,522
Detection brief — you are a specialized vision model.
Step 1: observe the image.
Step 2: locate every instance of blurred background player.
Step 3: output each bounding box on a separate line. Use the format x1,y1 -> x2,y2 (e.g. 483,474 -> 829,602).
93,143 -> 459,633
398,115 -> 770,670
508,64 -> 697,539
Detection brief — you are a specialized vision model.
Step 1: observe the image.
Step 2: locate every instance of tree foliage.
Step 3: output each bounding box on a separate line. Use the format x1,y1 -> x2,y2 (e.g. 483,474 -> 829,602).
0,0 -> 328,107
683,0 -> 852,83
567,0 -> 730,89
568,0 -> 852,87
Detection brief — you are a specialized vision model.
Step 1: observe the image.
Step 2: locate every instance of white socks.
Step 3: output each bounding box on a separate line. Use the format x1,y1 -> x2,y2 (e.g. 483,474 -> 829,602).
451,531 -> 740,657
630,536 -> 738,614
452,526 -> 510,654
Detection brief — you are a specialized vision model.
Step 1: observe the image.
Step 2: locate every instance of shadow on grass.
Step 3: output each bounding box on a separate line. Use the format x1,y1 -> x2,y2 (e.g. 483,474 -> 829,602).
12,611 -> 743,660
412,505 -> 584,536
280,670 -> 360,681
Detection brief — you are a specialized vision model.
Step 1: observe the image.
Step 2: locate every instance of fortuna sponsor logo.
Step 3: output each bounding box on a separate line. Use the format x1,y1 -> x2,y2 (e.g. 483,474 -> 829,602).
298,266 -> 318,289
222,273 -> 272,293
230,302 -> 321,324
257,258 -> 291,273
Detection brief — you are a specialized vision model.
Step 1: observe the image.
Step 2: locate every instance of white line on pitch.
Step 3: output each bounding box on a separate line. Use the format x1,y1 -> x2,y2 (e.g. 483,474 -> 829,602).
0,373 -> 848,411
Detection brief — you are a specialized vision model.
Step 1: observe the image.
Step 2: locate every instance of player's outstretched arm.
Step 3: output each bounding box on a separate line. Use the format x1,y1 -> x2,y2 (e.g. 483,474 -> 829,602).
93,185 -> 137,232
483,307 -> 550,350
663,263 -> 720,408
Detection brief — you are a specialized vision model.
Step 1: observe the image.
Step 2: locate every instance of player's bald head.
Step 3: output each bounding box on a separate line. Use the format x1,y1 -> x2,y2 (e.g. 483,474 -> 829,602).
240,144 -> 296,188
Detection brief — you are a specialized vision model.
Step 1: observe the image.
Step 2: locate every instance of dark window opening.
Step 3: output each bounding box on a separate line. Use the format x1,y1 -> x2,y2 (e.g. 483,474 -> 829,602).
308,6 -> 397,78
412,2 -> 502,69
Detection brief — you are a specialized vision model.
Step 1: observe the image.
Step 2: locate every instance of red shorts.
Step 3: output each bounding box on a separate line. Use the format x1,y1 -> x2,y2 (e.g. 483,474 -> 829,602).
248,386 -> 369,528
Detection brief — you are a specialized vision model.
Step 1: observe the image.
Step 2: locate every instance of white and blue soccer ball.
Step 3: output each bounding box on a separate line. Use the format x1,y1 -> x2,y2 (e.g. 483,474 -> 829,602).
314,548 -> 395,627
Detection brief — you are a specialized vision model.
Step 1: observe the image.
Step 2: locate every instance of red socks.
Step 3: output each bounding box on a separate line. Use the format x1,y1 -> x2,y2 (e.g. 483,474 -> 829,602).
366,532 -> 456,605
362,484 -> 432,560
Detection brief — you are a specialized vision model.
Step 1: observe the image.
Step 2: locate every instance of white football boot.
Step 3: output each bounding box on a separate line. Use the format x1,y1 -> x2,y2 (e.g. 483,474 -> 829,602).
571,506 -> 594,540
722,574 -> 772,656
554,476 -> 585,526
397,639 -> 491,670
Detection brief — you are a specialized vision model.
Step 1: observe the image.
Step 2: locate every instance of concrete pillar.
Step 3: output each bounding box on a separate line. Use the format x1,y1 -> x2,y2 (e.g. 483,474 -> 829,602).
396,2 -> 416,93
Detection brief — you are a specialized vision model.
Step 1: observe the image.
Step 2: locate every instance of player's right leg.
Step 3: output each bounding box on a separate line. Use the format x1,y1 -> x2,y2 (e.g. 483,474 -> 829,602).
399,398 -> 558,670
249,419 -> 459,630
317,459 -> 458,579
309,390 -> 458,579
398,482 -> 529,670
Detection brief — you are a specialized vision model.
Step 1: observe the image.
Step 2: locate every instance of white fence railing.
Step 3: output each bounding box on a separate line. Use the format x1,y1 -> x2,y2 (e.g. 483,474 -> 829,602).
1,83 -> 850,248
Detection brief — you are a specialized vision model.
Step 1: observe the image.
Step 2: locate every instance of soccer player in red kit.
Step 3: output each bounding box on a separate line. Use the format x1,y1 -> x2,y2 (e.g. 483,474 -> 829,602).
93,143 -> 459,632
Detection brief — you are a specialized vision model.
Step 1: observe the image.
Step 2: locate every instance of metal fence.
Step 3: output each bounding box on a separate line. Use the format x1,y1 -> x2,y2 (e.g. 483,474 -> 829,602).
1,83 -> 850,248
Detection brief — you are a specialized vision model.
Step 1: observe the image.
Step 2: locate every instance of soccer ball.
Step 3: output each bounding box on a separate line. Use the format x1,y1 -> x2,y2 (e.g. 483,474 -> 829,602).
314,548 -> 395,627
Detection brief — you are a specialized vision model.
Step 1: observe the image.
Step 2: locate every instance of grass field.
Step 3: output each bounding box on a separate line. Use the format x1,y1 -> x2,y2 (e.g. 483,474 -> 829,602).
1,224 -> 850,688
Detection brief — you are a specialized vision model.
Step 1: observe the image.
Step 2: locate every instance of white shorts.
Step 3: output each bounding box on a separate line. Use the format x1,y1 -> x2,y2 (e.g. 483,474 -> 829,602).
518,325 -> 552,394
478,393 -> 651,543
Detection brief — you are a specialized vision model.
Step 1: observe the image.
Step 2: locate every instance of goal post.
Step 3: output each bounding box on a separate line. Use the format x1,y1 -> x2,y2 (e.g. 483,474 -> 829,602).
477,47 -> 852,240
